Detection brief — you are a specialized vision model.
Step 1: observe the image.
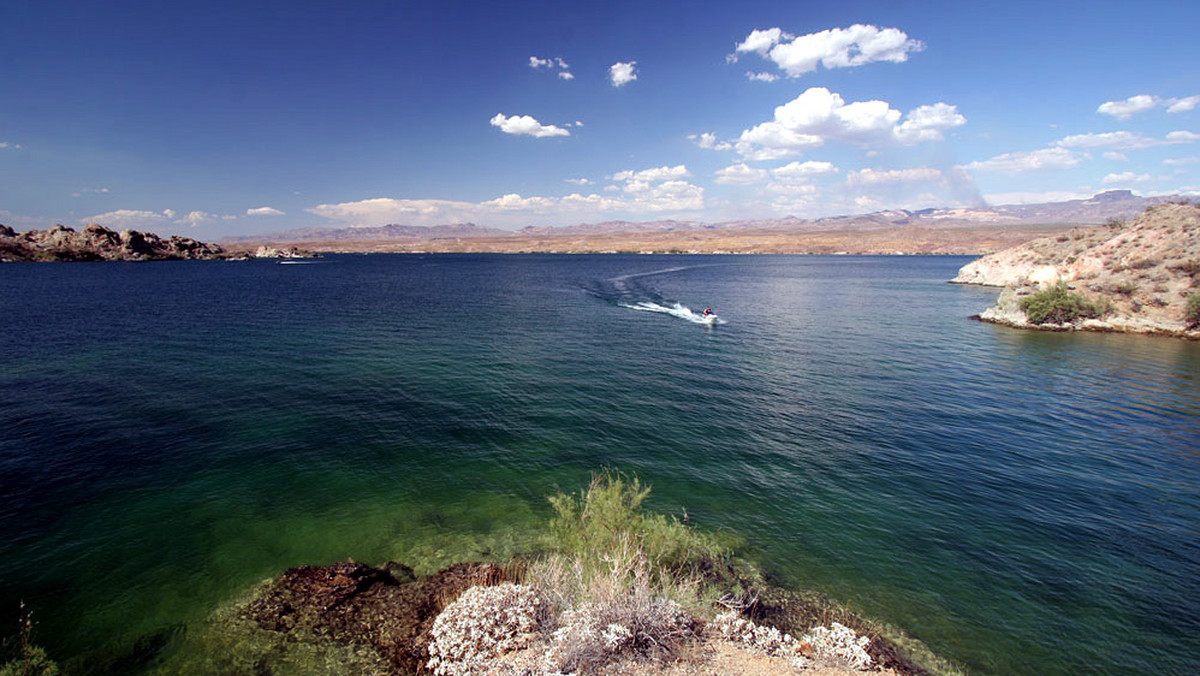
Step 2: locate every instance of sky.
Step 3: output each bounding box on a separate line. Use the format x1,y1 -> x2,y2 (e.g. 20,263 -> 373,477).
2,0 -> 1199,238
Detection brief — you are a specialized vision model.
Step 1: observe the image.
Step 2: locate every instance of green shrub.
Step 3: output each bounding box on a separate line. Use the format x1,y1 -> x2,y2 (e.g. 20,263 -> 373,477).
1187,293 -> 1200,329
1,604 -> 58,676
545,471 -> 727,580
1019,282 -> 1110,324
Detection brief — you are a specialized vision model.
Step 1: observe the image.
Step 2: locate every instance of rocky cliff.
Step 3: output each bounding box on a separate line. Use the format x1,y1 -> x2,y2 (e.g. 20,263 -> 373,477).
952,203 -> 1200,337
0,223 -> 231,262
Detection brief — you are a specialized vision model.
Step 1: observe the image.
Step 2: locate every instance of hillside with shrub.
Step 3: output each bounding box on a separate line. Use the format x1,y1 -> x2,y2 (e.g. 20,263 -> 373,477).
952,203 -> 1200,337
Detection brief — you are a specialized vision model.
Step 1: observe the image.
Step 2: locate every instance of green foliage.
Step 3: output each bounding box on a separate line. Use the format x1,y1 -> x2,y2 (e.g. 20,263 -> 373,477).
1019,282 -> 1110,324
1187,293 -> 1200,329
0,646 -> 58,676
545,471 -> 727,578
1,604 -> 58,676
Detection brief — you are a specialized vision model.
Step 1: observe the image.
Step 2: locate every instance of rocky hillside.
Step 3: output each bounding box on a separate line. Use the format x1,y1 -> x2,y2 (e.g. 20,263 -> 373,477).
952,202 -> 1200,337
1,223 -> 230,262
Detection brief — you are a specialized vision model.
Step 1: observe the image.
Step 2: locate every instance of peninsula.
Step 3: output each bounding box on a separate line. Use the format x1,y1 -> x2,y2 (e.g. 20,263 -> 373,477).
952,202 -> 1200,338
0,223 -> 312,262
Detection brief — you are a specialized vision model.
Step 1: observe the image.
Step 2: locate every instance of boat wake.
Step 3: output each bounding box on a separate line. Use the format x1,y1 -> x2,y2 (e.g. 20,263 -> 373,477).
619,301 -> 723,325
586,265 -> 725,326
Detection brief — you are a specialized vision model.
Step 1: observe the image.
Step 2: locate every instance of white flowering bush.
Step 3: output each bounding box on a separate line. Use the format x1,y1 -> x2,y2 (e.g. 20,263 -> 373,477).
804,621 -> 874,671
426,583 -> 541,676
710,611 -> 812,668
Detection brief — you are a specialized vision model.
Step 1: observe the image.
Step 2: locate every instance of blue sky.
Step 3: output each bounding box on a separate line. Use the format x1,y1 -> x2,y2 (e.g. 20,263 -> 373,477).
2,0 -> 1198,237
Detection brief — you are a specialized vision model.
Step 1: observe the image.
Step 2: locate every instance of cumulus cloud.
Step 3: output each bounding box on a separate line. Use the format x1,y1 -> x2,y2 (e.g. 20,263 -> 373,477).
714,163 -> 768,185
963,148 -> 1081,172
611,165 -> 690,182
82,209 -> 172,228
565,178 -> 592,185
1103,152 -> 1128,161
1097,95 -> 1159,120
688,132 -> 732,151
735,87 -> 965,159
490,113 -> 570,138
609,61 -> 637,87
1102,172 -> 1151,184
773,160 -> 838,178
735,24 -> 924,78
1056,130 -> 1200,150
530,55 -> 573,80
1167,95 -> 1200,113
309,177 -> 706,229
895,103 -> 967,143
1163,156 -> 1200,166
246,206 -> 285,216
846,167 -> 943,185
984,190 -> 1094,205
1097,94 -> 1199,118
746,71 -> 779,82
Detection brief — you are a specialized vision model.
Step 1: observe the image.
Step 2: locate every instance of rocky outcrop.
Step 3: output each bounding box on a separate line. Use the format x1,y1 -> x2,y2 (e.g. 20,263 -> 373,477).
0,223 -> 230,262
238,560 -> 512,673
953,203 -> 1200,338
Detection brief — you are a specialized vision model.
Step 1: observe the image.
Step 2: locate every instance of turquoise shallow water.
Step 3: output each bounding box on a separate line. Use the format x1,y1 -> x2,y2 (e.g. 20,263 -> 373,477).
1,254 -> 1198,675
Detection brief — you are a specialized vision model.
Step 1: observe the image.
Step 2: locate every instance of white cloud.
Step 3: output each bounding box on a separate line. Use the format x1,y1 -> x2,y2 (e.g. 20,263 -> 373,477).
963,147 -> 1081,172
565,178 -> 593,185
735,24 -> 924,78
609,61 -> 637,87
489,113 -> 570,138
714,163 -> 768,185
688,132 -> 732,151
1164,156 -> 1200,166
530,55 -> 573,80
71,187 -> 111,197
746,71 -> 779,82
1056,130 -> 1199,150
1166,130 -> 1200,143
1167,95 -> 1200,113
1096,94 -> 1199,118
308,177 -> 706,229
309,198 -> 482,227
846,167 -> 943,186
895,103 -> 967,142
984,190 -> 1094,205
246,206 -> 285,216
1103,152 -> 1128,161
0,141 -> 21,149
82,209 -> 173,228
772,161 -> 837,179
1097,94 -> 1159,120
611,165 -> 690,182
1102,172 -> 1151,184
735,87 -> 965,159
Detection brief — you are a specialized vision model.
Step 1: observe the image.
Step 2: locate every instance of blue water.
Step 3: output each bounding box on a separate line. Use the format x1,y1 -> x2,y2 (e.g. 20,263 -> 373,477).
1,254 -> 1198,675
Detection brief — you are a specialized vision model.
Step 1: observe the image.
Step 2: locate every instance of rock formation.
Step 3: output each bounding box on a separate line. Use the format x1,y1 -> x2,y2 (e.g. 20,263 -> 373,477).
952,202 -> 1200,337
0,223 -> 230,262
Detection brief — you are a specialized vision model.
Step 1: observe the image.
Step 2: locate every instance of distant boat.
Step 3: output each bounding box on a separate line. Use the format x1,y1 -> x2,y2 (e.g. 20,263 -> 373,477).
276,260 -> 315,265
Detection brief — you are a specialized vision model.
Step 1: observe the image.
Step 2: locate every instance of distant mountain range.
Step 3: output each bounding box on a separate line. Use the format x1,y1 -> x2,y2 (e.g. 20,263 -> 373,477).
224,190 -> 1187,247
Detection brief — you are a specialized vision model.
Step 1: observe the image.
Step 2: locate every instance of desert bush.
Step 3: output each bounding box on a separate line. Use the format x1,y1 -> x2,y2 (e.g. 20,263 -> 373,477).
1019,282 -> 1110,324
1109,280 -> 1137,296
1127,257 -> 1160,270
1169,259 -> 1200,275
426,583 -> 540,676
544,472 -> 727,585
1105,217 -> 1125,229
547,547 -> 697,673
1187,293 -> 1200,329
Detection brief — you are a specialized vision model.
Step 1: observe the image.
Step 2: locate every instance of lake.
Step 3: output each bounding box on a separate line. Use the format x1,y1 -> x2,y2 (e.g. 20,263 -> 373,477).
1,254 -> 1198,675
